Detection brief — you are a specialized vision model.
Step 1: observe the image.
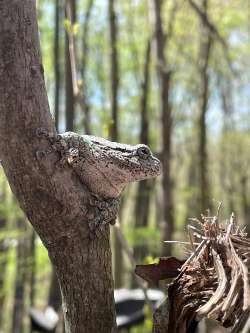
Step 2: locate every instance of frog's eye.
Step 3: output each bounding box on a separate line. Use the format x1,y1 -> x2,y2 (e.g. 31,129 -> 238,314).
137,146 -> 151,159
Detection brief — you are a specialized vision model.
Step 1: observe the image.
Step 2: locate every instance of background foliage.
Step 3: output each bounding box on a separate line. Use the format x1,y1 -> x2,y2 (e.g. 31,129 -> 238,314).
0,0 -> 250,332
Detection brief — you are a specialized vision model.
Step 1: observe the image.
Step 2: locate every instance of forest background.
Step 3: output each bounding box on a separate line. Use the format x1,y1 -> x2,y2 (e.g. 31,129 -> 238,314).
0,0 -> 250,332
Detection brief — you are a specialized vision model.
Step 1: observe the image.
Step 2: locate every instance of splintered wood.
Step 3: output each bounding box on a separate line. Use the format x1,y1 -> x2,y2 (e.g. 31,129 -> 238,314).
167,212 -> 250,333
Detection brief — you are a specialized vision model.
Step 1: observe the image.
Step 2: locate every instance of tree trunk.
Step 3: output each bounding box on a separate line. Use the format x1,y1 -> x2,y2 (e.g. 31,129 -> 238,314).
0,218 -> 7,329
108,0 -> 119,140
184,144 -> 199,226
197,0 -> 212,213
134,39 -> 151,229
134,39 -> 153,261
0,1 -> 117,332
12,219 -> 29,333
0,180 -> 8,330
65,0 -> 76,132
241,176 -> 250,235
29,230 -> 36,308
219,82 -> 235,216
151,0 -> 174,256
108,0 -> 122,288
54,0 -> 62,130
81,0 -> 94,135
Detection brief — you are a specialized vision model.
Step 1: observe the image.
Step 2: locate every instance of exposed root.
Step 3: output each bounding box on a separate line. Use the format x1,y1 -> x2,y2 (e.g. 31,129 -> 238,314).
168,211 -> 250,332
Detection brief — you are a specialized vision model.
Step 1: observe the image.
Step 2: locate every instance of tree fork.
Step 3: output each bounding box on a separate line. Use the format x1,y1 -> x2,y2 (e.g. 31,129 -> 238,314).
0,1 -> 117,332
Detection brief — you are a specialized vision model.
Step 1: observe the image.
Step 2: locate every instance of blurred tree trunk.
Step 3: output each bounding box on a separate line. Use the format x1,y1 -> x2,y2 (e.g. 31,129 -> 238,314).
109,0 -> 119,140
108,0 -> 122,288
134,40 -> 151,228
29,230 -> 36,308
195,9 -> 213,333
151,0 -> 174,256
0,217 -> 7,329
0,181 -> 7,330
12,219 -> 29,333
48,269 -> 62,312
0,1 -> 117,332
134,39 -> 154,259
28,230 -> 36,333
197,0 -> 212,213
81,0 -> 94,135
184,147 -> 199,226
54,0 -> 62,130
56,311 -> 66,333
65,0 -> 76,131
241,176 -> 250,235
219,83 -> 236,215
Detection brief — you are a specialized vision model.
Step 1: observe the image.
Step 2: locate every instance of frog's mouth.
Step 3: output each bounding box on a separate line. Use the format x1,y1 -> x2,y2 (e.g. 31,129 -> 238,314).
133,157 -> 162,180
105,154 -> 162,184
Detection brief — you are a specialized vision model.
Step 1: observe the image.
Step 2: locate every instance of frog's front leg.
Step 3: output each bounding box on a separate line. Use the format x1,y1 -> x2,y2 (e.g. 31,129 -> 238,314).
87,195 -> 121,233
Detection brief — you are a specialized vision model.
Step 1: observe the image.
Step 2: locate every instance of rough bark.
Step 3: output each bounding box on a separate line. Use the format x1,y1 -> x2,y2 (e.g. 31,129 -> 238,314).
197,0 -> 212,213
151,0 -> 174,256
65,0 -> 76,132
0,2 -> 117,332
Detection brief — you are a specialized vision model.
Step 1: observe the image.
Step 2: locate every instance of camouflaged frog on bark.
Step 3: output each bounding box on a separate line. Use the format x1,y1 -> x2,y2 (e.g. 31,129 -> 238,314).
37,129 -> 162,231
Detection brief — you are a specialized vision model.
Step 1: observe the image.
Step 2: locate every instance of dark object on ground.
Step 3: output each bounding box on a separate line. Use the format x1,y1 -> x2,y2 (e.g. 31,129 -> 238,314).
115,288 -> 164,330
30,288 -> 164,332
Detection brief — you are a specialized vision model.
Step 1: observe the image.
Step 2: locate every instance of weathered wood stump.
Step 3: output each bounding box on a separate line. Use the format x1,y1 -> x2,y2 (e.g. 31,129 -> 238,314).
136,212 -> 250,333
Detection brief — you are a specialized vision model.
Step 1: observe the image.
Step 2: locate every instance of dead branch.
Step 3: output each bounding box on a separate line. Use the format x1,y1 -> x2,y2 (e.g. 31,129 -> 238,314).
136,211 -> 250,333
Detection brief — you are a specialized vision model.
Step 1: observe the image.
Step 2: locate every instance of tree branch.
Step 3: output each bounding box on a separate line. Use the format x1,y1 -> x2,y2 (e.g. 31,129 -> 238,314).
188,0 -> 235,75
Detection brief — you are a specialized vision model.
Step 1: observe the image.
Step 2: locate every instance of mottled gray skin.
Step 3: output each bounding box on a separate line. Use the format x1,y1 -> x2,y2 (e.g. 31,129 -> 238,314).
37,129 -> 162,230
57,132 -> 162,198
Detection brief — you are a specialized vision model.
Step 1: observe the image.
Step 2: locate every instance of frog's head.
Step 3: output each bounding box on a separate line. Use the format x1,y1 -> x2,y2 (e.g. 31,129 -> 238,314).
76,136 -> 162,198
